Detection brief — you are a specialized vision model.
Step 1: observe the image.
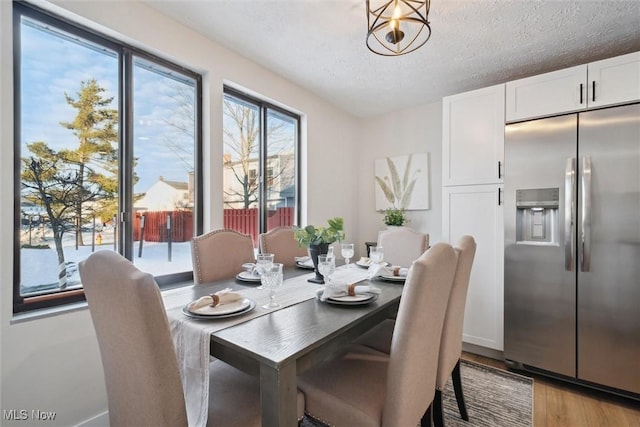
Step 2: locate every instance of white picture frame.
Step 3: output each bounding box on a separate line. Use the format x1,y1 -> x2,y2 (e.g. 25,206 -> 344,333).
374,152 -> 429,211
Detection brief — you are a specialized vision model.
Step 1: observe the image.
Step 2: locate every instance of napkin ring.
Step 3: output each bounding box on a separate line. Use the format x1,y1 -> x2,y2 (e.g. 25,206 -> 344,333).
210,294 -> 220,307
393,267 -> 401,276
347,283 -> 357,297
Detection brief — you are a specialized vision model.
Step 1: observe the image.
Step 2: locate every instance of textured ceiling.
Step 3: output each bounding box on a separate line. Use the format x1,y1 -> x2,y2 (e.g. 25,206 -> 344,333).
145,0 -> 640,118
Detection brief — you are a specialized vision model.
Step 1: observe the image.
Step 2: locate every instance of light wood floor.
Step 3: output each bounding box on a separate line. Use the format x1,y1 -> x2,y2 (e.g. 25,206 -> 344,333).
461,352 -> 640,427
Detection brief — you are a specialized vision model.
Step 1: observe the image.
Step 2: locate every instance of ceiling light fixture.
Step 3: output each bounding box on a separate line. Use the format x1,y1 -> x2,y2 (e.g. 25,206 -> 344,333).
366,0 -> 431,56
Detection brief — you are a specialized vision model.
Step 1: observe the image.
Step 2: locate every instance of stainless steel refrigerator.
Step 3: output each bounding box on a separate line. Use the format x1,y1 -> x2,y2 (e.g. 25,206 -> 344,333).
504,103 -> 640,398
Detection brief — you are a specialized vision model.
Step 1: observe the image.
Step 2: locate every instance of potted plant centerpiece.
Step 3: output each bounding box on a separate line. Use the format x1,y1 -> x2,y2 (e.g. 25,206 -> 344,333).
294,217 -> 345,283
383,207 -> 406,227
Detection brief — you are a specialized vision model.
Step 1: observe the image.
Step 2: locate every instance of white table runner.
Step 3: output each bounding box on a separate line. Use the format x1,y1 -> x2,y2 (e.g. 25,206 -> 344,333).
164,272 -> 320,427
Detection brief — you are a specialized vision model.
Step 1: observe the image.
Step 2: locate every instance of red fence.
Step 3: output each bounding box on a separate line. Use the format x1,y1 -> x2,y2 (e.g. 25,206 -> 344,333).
134,211 -> 194,242
134,207 -> 293,244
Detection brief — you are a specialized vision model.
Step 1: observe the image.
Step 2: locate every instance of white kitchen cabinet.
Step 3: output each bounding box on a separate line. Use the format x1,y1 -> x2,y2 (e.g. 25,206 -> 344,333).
506,51 -> 640,122
442,184 -> 504,351
588,52 -> 640,109
442,84 -> 505,186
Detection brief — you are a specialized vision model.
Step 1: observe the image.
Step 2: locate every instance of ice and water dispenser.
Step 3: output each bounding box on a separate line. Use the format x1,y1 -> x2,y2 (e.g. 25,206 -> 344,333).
515,188 -> 559,245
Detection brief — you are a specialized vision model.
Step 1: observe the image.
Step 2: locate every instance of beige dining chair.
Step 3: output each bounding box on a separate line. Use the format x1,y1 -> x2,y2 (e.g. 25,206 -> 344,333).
356,235 -> 477,427
191,229 -> 255,284
297,242 -> 458,427
259,226 -> 307,267
377,227 -> 429,267
79,250 -> 304,427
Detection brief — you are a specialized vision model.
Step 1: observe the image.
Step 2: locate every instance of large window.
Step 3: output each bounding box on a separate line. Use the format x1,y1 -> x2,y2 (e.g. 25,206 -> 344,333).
222,88 -> 300,245
14,3 -> 202,313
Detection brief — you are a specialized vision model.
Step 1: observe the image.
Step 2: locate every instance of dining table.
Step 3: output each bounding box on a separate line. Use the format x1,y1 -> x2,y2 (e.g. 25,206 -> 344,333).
163,265 -> 405,427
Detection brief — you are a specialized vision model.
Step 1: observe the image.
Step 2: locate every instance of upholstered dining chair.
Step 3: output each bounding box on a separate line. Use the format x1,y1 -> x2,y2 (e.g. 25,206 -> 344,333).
79,250 -> 304,427
191,229 -> 255,284
259,226 -> 307,267
377,227 -> 429,267
356,235 -> 477,427
297,242 -> 458,427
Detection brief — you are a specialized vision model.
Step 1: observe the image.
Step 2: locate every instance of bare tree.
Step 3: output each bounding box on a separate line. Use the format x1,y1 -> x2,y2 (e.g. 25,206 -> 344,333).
22,142 -> 110,288
222,98 -> 293,209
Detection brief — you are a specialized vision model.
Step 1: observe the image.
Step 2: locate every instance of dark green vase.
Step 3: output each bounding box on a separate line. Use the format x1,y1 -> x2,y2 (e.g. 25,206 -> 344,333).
308,242 -> 329,284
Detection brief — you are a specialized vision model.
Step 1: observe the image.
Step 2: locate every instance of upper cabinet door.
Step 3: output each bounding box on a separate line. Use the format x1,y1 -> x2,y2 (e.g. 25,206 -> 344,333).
506,65 -> 587,123
506,51 -> 640,123
587,51 -> 640,109
443,84 -> 505,186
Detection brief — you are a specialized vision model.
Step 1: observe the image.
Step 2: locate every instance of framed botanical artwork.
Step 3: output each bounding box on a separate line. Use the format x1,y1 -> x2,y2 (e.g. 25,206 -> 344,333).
374,152 -> 429,211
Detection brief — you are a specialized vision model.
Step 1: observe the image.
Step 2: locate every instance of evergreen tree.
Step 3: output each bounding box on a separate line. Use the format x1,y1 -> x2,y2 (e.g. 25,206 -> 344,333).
21,79 -> 118,287
59,78 -> 118,246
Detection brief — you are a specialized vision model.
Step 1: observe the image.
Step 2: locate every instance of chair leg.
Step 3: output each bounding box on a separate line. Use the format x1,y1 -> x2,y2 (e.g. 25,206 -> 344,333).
421,403 -> 432,427
452,359 -> 469,421
433,390 -> 444,427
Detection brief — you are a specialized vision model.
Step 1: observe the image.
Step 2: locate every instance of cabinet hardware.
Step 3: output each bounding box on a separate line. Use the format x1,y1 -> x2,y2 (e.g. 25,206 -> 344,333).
592,81 -> 596,102
498,161 -> 502,179
580,83 -> 584,104
498,188 -> 502,206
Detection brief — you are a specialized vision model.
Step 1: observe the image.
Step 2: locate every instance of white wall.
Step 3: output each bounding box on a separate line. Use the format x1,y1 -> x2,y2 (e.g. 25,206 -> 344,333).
0,1 -> 443,425
356,102 -> 443,253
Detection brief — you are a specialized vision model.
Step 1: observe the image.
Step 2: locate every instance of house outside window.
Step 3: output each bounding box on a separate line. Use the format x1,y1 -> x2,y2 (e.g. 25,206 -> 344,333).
222,88 -> 300,243
13,3 -> 202,313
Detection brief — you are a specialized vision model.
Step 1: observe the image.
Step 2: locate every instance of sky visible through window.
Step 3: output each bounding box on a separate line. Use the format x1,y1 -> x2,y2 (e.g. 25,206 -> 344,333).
21,18 -> 195,194
19,17 -> 197,297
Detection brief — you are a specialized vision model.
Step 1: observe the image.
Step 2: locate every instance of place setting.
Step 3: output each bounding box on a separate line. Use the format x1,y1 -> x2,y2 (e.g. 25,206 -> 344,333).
315,258 -> 381,306
294,255 -> 314,270
182,288 -> 256,320
235,253 -> 274,284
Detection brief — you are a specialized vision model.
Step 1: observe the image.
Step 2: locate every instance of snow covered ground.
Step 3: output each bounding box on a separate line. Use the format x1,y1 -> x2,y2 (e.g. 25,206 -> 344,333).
20,238 -> 192,295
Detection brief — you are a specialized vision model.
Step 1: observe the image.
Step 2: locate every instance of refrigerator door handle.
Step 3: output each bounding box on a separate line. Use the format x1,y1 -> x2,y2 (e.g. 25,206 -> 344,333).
581,156 -> 592,272
565,157 -> 576,271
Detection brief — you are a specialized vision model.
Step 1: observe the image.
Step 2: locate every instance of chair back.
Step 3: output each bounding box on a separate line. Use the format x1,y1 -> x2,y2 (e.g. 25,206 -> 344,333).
436,235 -> 477,390
191,229 -> 255,283
382,243 -> 457,427
259,226 -> 307,267
79,250 -> 188,427
377,227 -> 429,267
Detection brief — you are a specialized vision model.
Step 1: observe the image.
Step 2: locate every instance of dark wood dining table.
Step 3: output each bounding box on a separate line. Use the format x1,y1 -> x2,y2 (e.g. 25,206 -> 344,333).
165,267 -> 404,427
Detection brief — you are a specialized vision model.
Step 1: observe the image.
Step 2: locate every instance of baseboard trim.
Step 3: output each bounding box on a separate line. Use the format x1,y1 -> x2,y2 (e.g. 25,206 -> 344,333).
74,411 -> 108,427
462,342 -> 503,361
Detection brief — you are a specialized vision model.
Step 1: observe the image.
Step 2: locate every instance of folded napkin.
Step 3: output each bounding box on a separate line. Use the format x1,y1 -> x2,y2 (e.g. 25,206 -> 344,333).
295,256 -> 314,267
358,257 -> 373,266
188,288 -> 243,312
367,263 -> 409,279
317,269 -> 381,301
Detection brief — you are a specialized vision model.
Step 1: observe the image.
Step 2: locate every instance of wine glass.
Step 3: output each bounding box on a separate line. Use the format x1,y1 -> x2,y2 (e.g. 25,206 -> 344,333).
370,246 -> 384,264
261,263 -> 283,309
255,253 -> 274,289
318,254 -> 336,283
341,243 -> 354,268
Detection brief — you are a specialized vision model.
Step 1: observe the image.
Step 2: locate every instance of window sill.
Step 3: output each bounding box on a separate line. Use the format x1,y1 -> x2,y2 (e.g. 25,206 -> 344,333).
10,300 -> 90,325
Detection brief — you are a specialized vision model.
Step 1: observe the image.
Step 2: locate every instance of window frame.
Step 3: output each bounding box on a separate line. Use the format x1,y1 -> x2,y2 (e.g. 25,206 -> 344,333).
12,2 -> 203,313
223,86 -> 301,233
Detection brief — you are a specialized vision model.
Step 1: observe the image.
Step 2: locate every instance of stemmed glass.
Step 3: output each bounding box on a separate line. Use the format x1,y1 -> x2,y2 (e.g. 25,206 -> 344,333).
341,243 -> 354,268
261,263 -> 283,309
318,254 -> 336,284
370,246 -> 384,264
255,253 -> 274,290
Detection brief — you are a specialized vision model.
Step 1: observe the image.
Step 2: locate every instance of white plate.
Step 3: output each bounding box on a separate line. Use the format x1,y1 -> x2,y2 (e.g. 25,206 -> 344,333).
183,298 -> 255,318
378,274 -> 406,282
236,271 -> 262,282
325,293 -> 378,306
296,260 -> 315,270
329,294 -> 373,303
